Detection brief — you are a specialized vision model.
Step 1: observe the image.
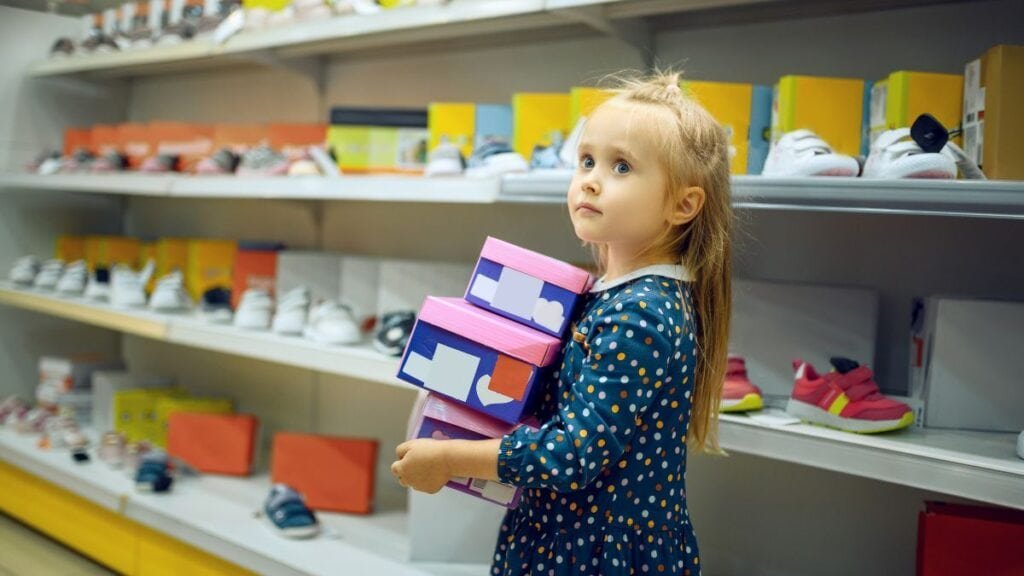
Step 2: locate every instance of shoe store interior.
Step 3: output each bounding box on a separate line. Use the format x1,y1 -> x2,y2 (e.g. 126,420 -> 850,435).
0,0 -> 1022,575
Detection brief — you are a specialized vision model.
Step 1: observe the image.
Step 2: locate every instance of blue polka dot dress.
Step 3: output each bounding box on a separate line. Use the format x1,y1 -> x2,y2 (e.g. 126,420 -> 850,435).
493,265 -> 701,575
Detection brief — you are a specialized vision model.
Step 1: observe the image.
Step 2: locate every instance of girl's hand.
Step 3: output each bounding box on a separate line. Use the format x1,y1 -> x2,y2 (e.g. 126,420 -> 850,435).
391,439 -> 452,494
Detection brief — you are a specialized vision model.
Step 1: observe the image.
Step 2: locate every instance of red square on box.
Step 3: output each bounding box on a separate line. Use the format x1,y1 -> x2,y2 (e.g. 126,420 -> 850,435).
917,501 -> 1024,576
167,413 -> 258,476
270,433 -> 378,514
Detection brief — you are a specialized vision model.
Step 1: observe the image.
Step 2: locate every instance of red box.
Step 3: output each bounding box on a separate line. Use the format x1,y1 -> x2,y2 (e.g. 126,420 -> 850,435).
917,501 -> 1024,576
63,128 -> 92,156
167,413 -> 258,476
270,432 -> 378,514
231,248 -> 280,309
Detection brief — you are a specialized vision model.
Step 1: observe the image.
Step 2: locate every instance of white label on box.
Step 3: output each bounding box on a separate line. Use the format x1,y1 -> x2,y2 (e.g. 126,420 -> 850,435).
475,375 -> 513,407
469,478 -> 516,505
869,82 -> 888,145
103,8 -> 118,34
492,267 -> 543,320
410,345 -> 479,402
469,274 -> 498,303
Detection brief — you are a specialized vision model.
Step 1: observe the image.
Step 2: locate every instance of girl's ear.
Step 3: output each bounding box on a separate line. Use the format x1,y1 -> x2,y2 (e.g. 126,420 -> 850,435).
668,186 -> 706,226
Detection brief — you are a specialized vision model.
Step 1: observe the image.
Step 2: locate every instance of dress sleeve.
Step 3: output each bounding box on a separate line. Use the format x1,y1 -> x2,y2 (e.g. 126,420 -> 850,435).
496,294 -> 683,492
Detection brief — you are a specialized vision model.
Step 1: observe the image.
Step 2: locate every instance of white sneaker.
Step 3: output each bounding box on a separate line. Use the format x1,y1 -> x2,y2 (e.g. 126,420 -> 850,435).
424,141 -> 465,177
272,287 -> 311,335
110,261 -> 154,308
234,288 -> 274,330
8,256 -> 40,286
84,269 -> 111,302
55,260 -> 88,295
304,301 -> 361,345
863,128 -> 958,179
149,271 -> 192,312
762,130 -> 860,177
32,259 -> 65,290
465,140 -> 529,179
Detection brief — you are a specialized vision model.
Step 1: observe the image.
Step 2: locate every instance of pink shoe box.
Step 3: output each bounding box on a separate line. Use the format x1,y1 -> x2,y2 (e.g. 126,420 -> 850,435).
397,297 -> 561,424
465,237 -> 593,338
409,394 -> 530,508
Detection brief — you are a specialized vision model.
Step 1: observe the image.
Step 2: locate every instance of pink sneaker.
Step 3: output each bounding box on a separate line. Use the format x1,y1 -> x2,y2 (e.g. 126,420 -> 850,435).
787,358 -> 913,433
721,356 -> 763,413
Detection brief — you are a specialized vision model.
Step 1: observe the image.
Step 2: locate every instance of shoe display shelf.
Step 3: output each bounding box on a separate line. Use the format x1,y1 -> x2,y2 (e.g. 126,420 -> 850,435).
2,282 -> 1022,512
0,424 -> 488,576
4,172 -> 1024,219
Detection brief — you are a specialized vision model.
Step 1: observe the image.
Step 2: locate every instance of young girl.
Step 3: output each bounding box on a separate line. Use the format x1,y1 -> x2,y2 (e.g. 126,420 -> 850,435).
391,71 -> 732,576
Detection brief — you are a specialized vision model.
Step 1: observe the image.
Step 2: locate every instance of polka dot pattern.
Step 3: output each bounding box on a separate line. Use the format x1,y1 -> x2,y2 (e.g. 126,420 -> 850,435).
492,275 -> 700,575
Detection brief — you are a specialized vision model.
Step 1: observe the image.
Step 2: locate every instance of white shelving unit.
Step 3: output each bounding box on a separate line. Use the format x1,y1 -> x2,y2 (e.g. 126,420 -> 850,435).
4,172 -> 1023,218
3,282 -> 1022,511
0,284 -> 407,389
0,426 -> 488,576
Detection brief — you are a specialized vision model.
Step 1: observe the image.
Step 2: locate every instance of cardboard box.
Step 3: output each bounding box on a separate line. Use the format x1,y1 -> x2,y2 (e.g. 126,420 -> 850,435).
150,238 -> 188,293
327,108 -> 427,174
63,127 -> 92,156
465,237 -> 592,337
85,236 -> 141,272
772,75 -> 868,157
186,239 -> 237,301
92,371 -> 174,433
376,259 -> 474,316
339,255 -> 380,329
117,123 -> 152,169
276,251 -> 341,303
153,396 -> 233,447
917,297 -> 1024,432
428,103 -> 475,158
684,80 -> 773,175
398,297 -> 561,424
55,235 -> 87,263
39,354 -> 124,392
231,244 -> 282,308
211,123 -> 267,154
570,87 -> 614,126
963,44 -> 1024,179
148,121 -> 214,172
167,413 -> 258,476
409,394 -> 523,508
90,124 -> 121,156
267,123 -> 327,160
113,387 -> 186,443
748,85 -> 773,175
870,71 -> 963,147
512,93 -> 570,159
474,104 -> 513,149
271,432 -> 378,514
917,501 -> 1024,576
730,280 -> 879,402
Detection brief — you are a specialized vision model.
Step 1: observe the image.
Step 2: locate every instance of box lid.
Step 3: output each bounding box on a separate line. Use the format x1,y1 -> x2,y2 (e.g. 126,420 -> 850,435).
418,297 -> 562,367
479,236 -> 593,294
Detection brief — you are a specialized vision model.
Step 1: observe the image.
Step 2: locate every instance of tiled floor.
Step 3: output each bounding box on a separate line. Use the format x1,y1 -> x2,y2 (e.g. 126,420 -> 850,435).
0,513 -> 113,576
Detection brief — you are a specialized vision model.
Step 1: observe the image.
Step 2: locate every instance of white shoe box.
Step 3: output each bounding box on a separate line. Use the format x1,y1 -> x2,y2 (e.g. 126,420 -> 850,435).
92,371 -> 175,433
376,259 -> 474,316
276,251 -> 342,303
39,354 -> 125,391
339,255 -> 380,326
730,279 -> 880,404
917,297 -> 1024,432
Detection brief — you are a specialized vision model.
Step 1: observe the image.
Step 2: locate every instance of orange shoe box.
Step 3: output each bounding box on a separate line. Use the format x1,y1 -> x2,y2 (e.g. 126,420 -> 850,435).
90,124 -> 121,156
270,433 -> 378,514
167,413 -> 259,476
117,123 -> 153,169
149,122 -> 214,172
267,123 -> 327,160
63,127 -> 92,156
231,246 -> 281,309
212,123 -> 267,154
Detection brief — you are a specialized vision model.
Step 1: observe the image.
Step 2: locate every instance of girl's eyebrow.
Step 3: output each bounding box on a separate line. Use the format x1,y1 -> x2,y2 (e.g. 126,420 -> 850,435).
576,142 -> 637,162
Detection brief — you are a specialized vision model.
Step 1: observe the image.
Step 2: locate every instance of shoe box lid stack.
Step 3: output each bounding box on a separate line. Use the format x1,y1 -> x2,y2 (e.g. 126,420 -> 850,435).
397,237 -> 593,507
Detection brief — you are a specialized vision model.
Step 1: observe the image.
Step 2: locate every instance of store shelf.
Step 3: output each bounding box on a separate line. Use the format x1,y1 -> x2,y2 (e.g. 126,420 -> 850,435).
719,414 -> 1024,510
0,284 -> 410,390
0,426 -> 489,576
6,172 -> 1024,218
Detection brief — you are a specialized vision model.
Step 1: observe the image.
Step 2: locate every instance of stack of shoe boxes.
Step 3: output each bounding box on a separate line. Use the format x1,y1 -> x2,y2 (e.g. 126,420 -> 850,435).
397,237 -> 593,507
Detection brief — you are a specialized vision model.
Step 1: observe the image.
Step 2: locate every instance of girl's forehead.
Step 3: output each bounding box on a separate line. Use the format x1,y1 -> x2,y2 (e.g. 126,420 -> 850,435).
583,100 -> 671,154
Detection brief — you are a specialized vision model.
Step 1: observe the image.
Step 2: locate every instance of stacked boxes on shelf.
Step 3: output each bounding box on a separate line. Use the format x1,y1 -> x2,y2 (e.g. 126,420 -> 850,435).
397,237 -> 593,507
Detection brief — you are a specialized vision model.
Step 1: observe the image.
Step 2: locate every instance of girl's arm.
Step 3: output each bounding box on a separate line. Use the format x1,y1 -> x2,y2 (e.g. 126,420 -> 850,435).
391,437 -> 501,493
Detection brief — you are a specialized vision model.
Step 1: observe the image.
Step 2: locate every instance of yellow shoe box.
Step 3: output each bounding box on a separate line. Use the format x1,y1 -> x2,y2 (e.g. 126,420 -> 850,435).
512,93 -> 570,159
570,87 -> 614,126
153,396 -> 233,447
428,103 -> 475,158
85,236 -> 141,272
54,236 -> 86,263
964,44 -> 1024,180
870,71 -> 963,146
186,239 -> 236,302
772,75 -> 868,158
113,388 -> 185,443
684,81 -> 756,174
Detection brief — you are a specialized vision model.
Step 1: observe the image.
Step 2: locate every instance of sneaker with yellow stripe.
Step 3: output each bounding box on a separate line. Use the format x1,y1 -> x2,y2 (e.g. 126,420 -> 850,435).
786,358 -> 913,434
721,355 -> 764,413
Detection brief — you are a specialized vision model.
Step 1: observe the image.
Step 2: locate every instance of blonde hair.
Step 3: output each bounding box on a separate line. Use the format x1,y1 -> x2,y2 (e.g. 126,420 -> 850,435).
590,70 -> 733,453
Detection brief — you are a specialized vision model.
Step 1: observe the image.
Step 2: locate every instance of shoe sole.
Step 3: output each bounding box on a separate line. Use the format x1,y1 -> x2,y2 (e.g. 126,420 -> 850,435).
720,393 -> 763,413
261,514 -> 320,539
786,399 -> 913,434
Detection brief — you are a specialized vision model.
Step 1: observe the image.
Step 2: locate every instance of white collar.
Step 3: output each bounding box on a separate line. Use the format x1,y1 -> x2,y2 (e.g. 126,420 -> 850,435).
589,263 -> 692,293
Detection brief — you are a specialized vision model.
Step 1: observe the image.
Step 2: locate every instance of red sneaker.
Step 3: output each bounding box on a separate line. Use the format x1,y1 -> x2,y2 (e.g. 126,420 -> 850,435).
787,358 -> 913,433
721,356 -> 764,413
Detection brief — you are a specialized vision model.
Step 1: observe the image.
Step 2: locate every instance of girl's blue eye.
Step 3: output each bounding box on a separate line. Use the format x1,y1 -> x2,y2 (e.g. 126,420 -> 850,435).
614,161 -> 631,174
581,156 -> 595,169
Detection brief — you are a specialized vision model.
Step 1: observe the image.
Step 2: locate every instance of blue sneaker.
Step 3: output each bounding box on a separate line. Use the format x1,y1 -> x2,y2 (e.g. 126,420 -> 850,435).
135,451 -> 173,493
264,484 -> 320,539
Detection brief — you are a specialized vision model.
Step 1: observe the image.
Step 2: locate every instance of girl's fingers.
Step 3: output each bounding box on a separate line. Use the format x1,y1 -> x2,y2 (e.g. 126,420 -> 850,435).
396,441 -> 413,460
